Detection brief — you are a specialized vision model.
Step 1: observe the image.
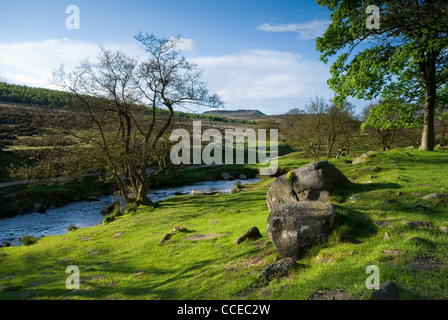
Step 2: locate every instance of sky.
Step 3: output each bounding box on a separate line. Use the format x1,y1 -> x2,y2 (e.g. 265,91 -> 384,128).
0,0 -> 370,115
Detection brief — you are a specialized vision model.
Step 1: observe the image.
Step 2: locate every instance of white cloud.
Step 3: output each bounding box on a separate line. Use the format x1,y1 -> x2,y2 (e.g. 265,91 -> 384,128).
258,20 -> 331,40
0,38 -> 141,89
192,50 -> 333,114
169,37 -> 195,53
0,39 -> 335,115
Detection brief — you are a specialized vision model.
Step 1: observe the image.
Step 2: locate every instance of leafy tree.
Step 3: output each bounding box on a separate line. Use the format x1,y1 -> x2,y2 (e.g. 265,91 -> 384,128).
362,99 -> 420,150
316,0 -> 448,151
10,33 -> 222,205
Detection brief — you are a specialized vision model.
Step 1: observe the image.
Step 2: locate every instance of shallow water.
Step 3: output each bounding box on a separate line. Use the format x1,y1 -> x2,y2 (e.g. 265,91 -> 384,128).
0,178 -> 259,245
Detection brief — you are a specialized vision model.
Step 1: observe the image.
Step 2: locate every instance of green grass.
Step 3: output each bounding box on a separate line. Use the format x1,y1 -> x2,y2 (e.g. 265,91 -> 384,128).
0,148 -> 447,300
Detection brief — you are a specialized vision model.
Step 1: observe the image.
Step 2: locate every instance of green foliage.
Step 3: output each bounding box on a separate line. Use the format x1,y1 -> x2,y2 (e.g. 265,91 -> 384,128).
103,205 -> 123,224
286,171 -> 294,184
125,203 -> 138,214
102,215 -> 116,225
233,181 -> 242,193
316,1 -> 448,150
0,82 -> 77,108
361,99 -> 421,133
21,235 -> 37,246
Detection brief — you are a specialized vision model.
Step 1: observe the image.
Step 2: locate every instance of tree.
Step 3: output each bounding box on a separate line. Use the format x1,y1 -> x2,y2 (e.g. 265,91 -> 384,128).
316,0 -> 448,151
361,99 -> 419,150
11,33 -> 222,205
324,102 -> 358,160
281,96 -> 359,160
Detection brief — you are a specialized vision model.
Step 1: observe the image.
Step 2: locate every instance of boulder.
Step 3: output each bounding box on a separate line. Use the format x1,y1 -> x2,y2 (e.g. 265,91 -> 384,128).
259,257 -> 296,280
266,161 -> 350,211
238,174 -> 248,180
267,201 -> 337,259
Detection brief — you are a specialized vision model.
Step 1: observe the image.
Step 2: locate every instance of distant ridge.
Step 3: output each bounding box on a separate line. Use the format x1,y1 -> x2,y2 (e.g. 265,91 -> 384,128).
202,109 -> 266,119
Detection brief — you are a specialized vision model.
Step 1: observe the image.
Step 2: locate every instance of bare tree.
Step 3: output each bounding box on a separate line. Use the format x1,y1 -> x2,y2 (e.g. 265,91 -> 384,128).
11,33 -> 222,205
281,96 -> 359,161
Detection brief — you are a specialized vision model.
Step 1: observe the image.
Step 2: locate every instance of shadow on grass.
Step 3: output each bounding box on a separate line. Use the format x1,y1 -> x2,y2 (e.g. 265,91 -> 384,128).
11,258 -> 217,300
329,205 -> 378,244
333,182 -> 402,203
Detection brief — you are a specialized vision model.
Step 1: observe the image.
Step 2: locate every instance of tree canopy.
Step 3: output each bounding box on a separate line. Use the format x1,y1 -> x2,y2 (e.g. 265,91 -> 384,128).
316,0 -> 448,151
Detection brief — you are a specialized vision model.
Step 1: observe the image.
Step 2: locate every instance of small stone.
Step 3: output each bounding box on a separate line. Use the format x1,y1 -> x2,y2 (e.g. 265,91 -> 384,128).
383,233 -> 390,240
439,226 -> 447,233
33,202 -> 47,214
383,199 -> 398,206
221,172 -> 235,181
422,193 -> 448,200
370,281 -> 399,300
411,204 -> 425,211
350,196 -> 362,203
308,290 -> 352,300
172,226 -> 187,233
403,221 -> 432,229
374,221 -> 392,227
383,249 -> 404,257
259,257 -> 296,280
234,226 -> 262,245
352,153 -> 370,165
160,233 -> 173,243
190,190 -> 205,195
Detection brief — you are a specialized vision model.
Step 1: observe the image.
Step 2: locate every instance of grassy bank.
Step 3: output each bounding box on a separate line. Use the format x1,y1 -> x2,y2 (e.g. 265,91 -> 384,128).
0,148 -> 447,300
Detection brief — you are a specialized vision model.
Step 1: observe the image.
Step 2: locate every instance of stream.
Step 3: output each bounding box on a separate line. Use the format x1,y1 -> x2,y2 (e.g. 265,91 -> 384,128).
0,178 -> 259,245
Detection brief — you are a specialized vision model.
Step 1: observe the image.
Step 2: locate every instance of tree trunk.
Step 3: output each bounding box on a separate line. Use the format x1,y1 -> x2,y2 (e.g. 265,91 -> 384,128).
420,52 -> 437,151
420,92 -> 436,151
135,185 -> 150,205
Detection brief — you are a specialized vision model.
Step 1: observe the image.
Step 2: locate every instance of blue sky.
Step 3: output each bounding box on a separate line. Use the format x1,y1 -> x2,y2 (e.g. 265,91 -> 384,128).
0,0 -> 369,115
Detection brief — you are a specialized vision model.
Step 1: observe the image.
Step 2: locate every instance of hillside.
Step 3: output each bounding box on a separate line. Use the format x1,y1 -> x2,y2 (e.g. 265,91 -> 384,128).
1,148 -> 448,300
203,109 -> 267,120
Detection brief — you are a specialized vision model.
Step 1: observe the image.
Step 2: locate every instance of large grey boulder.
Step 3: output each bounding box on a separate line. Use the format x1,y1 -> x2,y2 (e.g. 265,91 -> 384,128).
267,201 -> 337,259
266,161 -> 350,211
